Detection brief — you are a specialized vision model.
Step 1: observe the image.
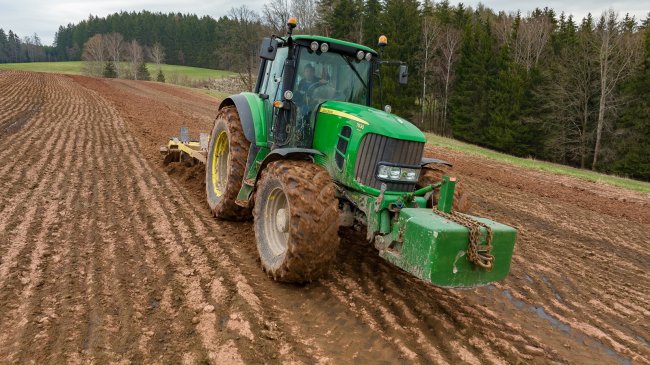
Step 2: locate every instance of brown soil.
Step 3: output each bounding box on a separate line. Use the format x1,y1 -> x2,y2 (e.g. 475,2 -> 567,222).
0,70 -> 648,364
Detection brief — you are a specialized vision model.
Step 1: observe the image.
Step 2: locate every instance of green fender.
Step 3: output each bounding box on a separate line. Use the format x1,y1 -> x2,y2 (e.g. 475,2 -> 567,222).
259,148 -> 324,170
218,92 -> 268,147
235,147 -> 324,205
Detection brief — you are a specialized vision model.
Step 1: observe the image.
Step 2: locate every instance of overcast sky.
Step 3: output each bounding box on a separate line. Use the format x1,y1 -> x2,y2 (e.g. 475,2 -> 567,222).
0,0 -> 648,45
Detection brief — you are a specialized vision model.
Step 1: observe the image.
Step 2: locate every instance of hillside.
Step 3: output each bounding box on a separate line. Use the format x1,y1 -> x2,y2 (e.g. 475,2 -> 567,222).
426,134 -> 650,194
0,61 -> 234,80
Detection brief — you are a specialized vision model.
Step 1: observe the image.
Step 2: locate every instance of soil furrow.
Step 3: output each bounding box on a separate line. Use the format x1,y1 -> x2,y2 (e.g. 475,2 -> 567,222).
2,71 -> 647,365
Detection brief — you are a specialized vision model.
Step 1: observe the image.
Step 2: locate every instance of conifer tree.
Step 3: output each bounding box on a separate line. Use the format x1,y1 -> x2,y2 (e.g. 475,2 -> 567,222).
103,60 -> 118,78
362,0 -> 383,46
328,0 -> 362,41
611,20 -> 650,179
379,0 -> 422,115
157,69 -> 166,82
0,29 -> 8,63
448,17 -> 496,144
137,62 -> 151,81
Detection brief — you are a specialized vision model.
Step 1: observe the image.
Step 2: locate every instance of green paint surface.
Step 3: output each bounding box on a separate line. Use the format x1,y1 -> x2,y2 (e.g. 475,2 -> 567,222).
313,100 -> 426,195
381,208 -> 517,288
291,35 -> 378,55
241,92 -> 269,146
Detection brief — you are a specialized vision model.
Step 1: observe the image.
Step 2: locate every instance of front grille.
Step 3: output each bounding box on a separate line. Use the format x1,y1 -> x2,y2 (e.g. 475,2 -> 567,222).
354,133 -> 424,192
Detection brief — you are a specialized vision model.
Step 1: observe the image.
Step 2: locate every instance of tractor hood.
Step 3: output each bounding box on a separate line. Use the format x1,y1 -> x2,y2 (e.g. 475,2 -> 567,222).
318,101 -> 426,143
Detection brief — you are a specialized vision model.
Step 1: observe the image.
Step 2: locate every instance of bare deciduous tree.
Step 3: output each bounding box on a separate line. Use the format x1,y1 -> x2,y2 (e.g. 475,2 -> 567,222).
263,0 -> 291,34
291,0 -> 317,33
591,10 -> 643,169
540,28 -> 598,167
149,42 -> 165,70
513,15 -> 552,72
21,33 -> 46,62
421,13 -> 440,125
81,34 -> 106,76
494,11 -> 515,46
223,6 -> 265,89
104,33 -> 124,77
437,25 -> 462,134
125,39 -> 144,80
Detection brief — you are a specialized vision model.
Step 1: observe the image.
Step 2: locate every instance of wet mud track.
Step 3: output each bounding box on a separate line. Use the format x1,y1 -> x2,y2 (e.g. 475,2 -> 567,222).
0,70 -> 648,364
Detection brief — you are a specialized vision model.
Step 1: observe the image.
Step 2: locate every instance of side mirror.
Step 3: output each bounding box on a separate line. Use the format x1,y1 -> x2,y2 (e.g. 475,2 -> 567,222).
259,37 -> 278,60
398,64 -> 408,85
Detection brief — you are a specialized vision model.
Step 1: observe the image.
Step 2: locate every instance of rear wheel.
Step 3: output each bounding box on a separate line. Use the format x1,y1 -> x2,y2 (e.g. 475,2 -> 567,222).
253,161 -> 340,282
417,164 -> 471,213
205,106 -> 251,220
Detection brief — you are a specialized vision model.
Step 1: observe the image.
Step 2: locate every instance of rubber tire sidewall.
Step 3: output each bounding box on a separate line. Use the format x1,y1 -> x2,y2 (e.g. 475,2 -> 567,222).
253,161 -> 340,283
205,106 -> 251,220
252,175 -> 288,270
417,164 -> 472,213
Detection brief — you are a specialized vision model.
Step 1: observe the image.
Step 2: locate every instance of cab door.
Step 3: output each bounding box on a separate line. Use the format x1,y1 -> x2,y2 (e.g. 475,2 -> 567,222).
258,47 -> 289,146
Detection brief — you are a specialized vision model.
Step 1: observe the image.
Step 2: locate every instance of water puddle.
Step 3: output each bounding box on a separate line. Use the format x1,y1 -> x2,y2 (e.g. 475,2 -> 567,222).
524,274 -> 534,283
539,273 -> 563,302
500,289 -> 631,365
502,288 -> 525,309
637,335 -> 650,348
530,305 -> 570,333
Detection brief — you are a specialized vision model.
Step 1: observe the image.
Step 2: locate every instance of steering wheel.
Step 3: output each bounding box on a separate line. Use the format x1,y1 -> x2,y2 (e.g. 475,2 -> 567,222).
307,81 -> 336,104
307,81 -> 327,93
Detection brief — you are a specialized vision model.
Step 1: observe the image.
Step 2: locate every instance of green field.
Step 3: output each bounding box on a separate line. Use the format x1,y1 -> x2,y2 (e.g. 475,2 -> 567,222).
0,61 -> 234,80
426,133 -> 650,194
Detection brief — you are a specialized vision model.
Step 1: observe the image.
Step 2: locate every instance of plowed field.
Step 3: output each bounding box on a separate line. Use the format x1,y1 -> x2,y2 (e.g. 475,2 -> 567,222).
1,70 -> 648,364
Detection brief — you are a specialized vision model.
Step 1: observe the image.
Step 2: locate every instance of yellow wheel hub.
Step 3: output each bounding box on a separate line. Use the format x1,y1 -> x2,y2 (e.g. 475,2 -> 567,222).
211,131 -> 228,197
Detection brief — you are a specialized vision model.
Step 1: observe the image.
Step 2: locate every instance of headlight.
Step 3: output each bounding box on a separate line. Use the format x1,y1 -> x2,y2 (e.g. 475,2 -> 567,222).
284,90 -> 293,100
388,167 -> 401,180
356,50 -> 365,60
310,41 -> 319,51
376,164 -> 420,182
402,168 -> 418,181
320,42 -> 329,53
365,53 -> 372,61
377,165 -> 390,179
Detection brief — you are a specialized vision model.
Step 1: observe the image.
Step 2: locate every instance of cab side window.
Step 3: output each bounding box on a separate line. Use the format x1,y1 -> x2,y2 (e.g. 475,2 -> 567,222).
263,47 -> 288,103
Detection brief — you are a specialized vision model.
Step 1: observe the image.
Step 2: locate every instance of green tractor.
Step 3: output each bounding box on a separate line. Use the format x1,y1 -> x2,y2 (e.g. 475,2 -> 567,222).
164,18 -> 517,287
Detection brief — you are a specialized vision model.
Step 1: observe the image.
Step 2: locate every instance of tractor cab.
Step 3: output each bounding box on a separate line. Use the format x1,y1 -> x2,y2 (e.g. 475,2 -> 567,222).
256,31 -> 378,149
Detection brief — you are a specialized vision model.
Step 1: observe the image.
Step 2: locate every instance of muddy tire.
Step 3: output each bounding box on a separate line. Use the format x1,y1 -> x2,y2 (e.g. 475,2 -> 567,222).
417,164 -> 471,213
205,106 -> 252,220
253,161 -> 340,283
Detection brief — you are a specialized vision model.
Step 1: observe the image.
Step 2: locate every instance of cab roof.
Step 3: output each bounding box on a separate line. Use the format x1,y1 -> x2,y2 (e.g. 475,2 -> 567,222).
285,35 -> 378,55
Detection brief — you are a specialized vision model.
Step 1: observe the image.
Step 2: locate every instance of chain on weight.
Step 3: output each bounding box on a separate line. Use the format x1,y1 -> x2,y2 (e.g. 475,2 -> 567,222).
433,209 -> 495,271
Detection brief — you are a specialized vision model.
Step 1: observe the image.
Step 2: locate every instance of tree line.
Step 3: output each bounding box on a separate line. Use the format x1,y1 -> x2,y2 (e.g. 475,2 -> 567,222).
311,0 -> 649,179
80,32 -> 165,82
7,4 -> 650,180
0,29 -> 57,63
54,12 -> 222,69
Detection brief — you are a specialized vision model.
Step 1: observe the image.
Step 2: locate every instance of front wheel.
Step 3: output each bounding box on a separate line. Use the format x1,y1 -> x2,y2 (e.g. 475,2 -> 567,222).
253,161 -> 340,283
417,164 -> 472,213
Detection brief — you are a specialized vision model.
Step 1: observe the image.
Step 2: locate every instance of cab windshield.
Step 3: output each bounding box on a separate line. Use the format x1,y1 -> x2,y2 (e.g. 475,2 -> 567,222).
294,48 -> 371,114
